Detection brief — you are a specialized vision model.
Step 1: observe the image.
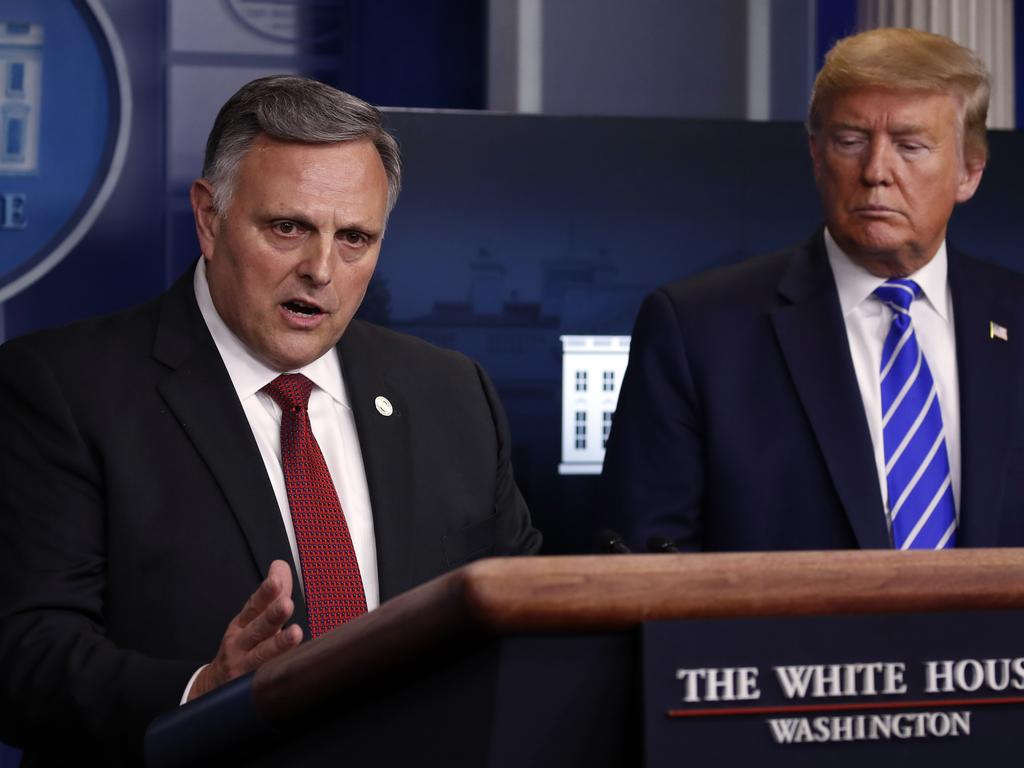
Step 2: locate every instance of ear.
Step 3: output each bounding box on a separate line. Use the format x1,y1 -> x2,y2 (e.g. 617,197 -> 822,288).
955,156 -> 985,204
190,179 -> 219,258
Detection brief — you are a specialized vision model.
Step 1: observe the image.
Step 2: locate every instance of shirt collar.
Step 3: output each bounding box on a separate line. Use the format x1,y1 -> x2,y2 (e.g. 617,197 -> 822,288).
192,258 -> 350,409
824,228 -> 949,321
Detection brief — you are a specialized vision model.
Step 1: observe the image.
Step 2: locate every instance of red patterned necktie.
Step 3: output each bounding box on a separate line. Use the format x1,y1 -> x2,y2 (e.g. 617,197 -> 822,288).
263,373 -> 367,637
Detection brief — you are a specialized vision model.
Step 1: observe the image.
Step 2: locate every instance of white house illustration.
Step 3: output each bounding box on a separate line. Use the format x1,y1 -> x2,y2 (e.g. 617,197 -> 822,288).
0,20 -> 43,174
559,335 -> 630,475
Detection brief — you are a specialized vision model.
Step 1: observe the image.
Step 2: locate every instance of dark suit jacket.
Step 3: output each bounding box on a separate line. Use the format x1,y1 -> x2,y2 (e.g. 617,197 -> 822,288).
600,231 -> 1024,553
0,269 -> 540,766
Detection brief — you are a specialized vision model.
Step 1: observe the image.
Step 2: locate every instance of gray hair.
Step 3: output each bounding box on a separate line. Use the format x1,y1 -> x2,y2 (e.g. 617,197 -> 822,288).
202,75 -> 402,215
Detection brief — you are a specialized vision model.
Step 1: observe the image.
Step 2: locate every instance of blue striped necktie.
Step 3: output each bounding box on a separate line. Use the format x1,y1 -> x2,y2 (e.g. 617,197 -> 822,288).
874,279 -> 957,549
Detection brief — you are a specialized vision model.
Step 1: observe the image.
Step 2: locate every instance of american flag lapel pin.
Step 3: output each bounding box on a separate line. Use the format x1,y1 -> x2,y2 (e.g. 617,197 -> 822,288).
989,321 -> 1009,341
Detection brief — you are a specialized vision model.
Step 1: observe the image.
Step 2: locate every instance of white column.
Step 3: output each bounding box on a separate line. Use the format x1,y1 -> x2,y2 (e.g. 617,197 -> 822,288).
859,0 -> 1015,128
517,0 -> 543,113
487,0 -> 543,113
746,0 -> 772,120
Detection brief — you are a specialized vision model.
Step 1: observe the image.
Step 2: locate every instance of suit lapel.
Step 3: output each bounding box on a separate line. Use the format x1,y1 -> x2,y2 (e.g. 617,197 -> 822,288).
337,321 -> 416,601
949,251 -> 1017,546
151,272 -> 310,633
769,235 -> 890,548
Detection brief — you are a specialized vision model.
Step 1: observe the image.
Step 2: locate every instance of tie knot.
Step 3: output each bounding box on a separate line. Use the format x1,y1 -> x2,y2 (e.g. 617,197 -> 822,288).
873,279 -> 921,313
264,373 -> 314,412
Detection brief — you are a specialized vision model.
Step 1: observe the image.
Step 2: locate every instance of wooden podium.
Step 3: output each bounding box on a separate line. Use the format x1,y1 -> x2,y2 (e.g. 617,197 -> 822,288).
145,550 -> 1024,766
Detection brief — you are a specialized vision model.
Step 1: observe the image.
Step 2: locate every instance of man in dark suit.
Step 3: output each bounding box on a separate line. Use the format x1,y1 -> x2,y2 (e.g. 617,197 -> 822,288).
0,76 -> 540,765
601,28 -> 1024,553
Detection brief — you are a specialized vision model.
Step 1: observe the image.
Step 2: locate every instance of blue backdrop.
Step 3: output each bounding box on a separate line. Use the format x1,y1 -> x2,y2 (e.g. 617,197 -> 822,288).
5,0 -> 1024,763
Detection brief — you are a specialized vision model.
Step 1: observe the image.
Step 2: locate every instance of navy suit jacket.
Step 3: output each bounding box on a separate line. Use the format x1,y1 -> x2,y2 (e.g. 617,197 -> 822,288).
600,231 -> 1024,553
0,269 -> 540,766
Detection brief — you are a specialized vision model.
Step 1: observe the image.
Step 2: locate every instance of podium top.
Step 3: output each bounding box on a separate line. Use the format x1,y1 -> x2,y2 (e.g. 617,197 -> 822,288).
250,549 -> 1024,721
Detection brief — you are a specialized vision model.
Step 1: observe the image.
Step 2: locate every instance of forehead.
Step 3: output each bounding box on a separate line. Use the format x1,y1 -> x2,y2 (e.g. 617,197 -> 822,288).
821,88 -> 961,133
234,135 -> 387,207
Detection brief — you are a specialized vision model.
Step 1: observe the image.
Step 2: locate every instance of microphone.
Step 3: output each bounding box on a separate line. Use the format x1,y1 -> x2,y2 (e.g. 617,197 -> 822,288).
596,529 -> 632,554
647,536 -> 681,554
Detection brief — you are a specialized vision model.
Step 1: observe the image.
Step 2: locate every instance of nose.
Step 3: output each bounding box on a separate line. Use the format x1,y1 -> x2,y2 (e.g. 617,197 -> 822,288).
297,237 -> 333,285
862,138 -> 894,186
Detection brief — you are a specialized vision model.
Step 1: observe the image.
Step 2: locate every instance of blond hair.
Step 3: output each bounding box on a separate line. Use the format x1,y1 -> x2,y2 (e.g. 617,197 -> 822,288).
808,28 -> 990,165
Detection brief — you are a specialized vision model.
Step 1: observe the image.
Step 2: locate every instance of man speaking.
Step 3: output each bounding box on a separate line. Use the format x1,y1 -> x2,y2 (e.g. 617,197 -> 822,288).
602,28 -> 1024,553
0,76 -> 540,765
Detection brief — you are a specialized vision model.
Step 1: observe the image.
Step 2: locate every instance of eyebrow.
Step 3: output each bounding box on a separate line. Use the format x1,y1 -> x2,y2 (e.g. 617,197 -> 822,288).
265,211 -> 318,230
263,210 -> 382,238
831,121 -> 931,136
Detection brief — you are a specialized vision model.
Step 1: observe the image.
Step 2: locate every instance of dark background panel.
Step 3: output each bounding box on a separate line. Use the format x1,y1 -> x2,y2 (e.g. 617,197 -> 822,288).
13,105 -> 1024,555
6,0 -> 1024,558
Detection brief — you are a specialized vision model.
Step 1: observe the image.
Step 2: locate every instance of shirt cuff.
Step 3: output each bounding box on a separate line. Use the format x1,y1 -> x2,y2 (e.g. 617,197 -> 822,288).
180,664 -> 208,705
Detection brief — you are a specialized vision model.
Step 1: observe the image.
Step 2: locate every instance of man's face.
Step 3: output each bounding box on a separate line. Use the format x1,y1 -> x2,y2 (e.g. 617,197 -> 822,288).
809,88 -> 984,277
192,135 -> 389,371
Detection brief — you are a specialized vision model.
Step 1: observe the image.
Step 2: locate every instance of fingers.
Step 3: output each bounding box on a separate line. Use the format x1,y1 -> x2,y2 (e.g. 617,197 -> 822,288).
190,561 -> 303,701
235,559 -> 293,628
250,622 -> 303,667
237,595 -> 294,652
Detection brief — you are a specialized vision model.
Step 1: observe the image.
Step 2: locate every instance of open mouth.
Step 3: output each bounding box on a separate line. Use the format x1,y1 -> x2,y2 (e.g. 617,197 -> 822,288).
282,300 -> 323,316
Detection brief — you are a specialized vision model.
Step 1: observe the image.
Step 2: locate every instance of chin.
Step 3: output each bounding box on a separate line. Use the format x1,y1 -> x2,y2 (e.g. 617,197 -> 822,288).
848,229 -> 904,255
266,333 -> 341,372
851,249 -> 920,279
855,240 -> 904,259
259,349 -> 317,373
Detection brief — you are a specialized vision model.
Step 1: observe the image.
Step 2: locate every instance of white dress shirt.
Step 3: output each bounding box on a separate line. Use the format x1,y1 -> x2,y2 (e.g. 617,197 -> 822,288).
193,258 -> 380,608
825,229 -> 961,532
